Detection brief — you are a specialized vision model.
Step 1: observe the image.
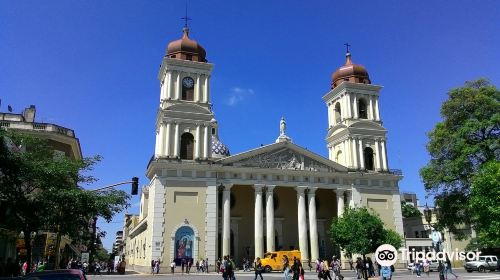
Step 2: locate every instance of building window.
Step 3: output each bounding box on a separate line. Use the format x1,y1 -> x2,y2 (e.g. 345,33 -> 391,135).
212,128 -> 216,135
415,231 -> 419,238
358,99 -> 368,119
180,133 -> 194,160
334,103 -> 342,123
364,147 -> 374,170
186,54 -> 192,61
181,77 -> 195,101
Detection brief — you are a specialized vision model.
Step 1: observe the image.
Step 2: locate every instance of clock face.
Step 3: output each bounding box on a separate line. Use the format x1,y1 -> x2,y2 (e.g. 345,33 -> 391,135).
182,77 -> 194,89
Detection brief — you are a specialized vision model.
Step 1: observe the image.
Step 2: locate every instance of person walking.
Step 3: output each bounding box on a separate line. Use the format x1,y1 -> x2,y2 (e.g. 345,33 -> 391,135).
254,257 -> 264,280
321,260 -> 332,280
155,259 -> 161,275
292,258 -> 300,280
151,259 -> 155,274
444,257 -> 458,279
170,260 -> 176,274
283,255 -> 290,280
332,258 -> 344,280
380,265 -> 392,280
423,260 -> 430,277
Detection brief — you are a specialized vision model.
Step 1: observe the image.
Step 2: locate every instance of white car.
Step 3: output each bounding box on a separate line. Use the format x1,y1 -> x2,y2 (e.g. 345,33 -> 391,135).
464,255 -> 498,272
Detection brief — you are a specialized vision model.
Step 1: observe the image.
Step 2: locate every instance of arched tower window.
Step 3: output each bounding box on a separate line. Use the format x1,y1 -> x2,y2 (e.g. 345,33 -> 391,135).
181,77 -> 195,101
334,103 -> 342,123
364,147 -> 374,170
358,99 -> 368,119
335,150 -> 343,163
180,133 -> 194,160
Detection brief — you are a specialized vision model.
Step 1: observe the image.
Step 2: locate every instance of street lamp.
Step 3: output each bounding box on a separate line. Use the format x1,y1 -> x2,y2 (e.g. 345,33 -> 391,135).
424,203 -> 432,225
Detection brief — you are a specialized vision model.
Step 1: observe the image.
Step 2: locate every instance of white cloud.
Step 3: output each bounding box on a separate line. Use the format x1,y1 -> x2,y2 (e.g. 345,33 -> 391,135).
226,87 -> 254,106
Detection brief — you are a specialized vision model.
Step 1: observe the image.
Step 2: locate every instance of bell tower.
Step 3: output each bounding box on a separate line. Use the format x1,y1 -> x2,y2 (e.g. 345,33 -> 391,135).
154,26 -> 218,160
322,50 -> 389,172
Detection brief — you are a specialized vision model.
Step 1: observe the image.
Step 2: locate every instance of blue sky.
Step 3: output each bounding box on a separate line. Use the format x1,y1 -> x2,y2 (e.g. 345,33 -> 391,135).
1,0 -> 499,252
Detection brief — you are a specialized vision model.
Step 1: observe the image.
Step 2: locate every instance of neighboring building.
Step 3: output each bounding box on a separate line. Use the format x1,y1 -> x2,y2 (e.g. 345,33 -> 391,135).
112,231 -> 124,256
401,192 -> 418,207
124,26 -> 405,272
0,105 -> 82,264
403,202 -> 475,267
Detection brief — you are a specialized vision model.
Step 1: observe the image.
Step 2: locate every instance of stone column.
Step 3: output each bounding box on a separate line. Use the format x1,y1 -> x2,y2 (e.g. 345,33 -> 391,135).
156,122 -> 165,156
308,187 -> 319,261
165,72 -> 171,99
222,184 -> 232,257
352,137 -> 358,169
203,125 -> 209,158
347,94 -> 352,119
336,189 -> 345,217
165,122 -> 171,156
374,97 -> 380,121
375,139 -> 381,171
195,74 -> 200,102
353,95 -> 358,119
266,185 -> 276,252
175,72 -> 181,100
342,140 -> 348,166
195,125 -> 201,159
381,140 -> 388,171
369,96 -> 374,120
173,123 -> 179,157
254,184 -> 265,258
296,186 -> 309,261
327,103 -> 332,127
358,139 -> 365,170
204,76 -> 209,103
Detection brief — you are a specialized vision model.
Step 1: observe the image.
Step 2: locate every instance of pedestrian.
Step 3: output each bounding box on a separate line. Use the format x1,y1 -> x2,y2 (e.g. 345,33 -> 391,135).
221,256 -> 228,280
321,260 -> 332,280
444,257 -> 458,279
170,260 -> 176,274
423,259 -> 430,277
366,257 -> 374,277
155,259 -> 161,274
348,258 -> 354,271
254,257 -> 263,280
292,257 -> 300,280
298,263 -> 305,280
187,259 -> 192,274
205,258 -> 209,273
355,257 -> 363,279
196,260 -> 200,272
182,258 -> 185,274
380,265 -> 392,280
283,255 -> 290,280
216,258 -> 221,274
415,261 -> 421,277
437,261 -> 445,280
332,258 -> 344,280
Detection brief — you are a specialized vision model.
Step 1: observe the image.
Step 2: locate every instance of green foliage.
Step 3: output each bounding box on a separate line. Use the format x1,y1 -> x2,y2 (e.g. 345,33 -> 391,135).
95,248 -> 111,261
329,207 -> 403,256
401,202 -> 422,218
469,161 -> 500,248
0,130 -> 130,266
420,79 -> 500,239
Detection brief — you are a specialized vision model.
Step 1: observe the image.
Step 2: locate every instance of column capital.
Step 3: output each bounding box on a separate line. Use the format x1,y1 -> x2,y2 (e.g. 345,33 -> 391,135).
266,185 -> 276,192
295,186 -> 308,194
335,189 -> 345,196
219,183 -> 233,192
308,187 -> 318,195
254,184 -> 265,192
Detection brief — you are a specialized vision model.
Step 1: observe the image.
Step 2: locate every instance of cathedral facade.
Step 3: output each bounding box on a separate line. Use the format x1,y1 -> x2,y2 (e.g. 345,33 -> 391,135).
123,26 -> 404,272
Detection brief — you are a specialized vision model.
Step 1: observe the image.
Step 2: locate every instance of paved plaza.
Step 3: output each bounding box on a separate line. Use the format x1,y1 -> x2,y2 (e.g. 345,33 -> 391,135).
87,269 -> 500,280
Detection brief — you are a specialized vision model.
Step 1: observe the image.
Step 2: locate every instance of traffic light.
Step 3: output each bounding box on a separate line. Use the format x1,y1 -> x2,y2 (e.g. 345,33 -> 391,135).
131,177 -> 139,195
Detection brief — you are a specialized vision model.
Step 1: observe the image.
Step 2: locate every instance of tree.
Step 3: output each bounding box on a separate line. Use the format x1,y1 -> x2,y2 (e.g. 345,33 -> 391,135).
468,161 -> 500,248
401,202 -> 422,218
420,79 -> 500,242
0,130 -> 130,271
329,208 -> 403,280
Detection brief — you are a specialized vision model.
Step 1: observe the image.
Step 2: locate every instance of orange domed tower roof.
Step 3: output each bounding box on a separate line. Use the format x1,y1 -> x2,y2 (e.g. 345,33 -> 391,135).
331,52 -> 371,89
166,27 -> 207,63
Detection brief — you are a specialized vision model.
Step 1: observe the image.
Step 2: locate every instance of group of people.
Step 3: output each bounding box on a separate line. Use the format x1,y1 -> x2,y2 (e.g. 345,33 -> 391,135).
168,258 -> 209,274
411,258 -> 458,279
218,255 -> 236,280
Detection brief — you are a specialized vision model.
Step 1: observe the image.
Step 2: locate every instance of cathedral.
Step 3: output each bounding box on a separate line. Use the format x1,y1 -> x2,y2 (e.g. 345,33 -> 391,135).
123,25 -> 404,272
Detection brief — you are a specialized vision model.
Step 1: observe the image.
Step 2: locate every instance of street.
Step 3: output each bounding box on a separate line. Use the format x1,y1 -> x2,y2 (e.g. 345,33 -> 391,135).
86,269 -> 500,280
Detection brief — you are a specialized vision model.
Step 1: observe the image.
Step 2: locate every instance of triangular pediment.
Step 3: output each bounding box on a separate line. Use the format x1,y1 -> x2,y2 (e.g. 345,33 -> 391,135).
216,141 -> 347,172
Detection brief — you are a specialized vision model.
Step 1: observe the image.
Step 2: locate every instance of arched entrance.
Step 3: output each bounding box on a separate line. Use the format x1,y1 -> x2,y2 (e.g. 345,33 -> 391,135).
180,133 -> 194,160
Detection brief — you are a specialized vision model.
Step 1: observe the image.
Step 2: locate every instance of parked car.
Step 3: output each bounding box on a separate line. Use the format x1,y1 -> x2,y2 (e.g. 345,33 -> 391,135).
24,269 -> 87,280
464,255 -> 498,272
407,260 -> 439,272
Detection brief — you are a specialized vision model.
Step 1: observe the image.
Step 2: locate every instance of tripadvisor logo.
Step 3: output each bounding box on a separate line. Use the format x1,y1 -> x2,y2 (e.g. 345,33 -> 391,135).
375,244 -> 482,265
375,244 -> 398,266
